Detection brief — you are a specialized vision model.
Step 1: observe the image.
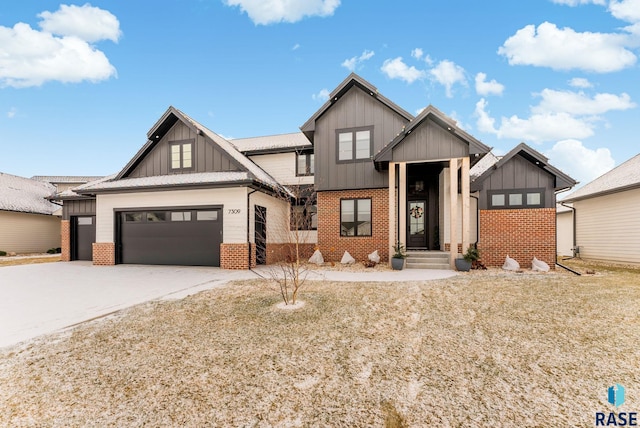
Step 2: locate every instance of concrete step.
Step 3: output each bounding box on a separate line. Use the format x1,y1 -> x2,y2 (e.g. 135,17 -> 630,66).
404,251 -> 451,270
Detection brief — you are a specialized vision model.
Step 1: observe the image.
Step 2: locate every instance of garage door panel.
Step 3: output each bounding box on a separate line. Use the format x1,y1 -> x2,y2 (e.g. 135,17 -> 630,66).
119,209 -> 221,267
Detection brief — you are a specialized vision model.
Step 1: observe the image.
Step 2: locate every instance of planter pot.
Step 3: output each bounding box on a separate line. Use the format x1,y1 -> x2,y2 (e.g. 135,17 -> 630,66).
391,257 -> 405,270
455,258 -> 472,272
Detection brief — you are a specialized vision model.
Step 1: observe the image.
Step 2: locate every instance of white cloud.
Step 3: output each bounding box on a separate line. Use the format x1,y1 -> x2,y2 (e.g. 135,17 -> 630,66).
312,88 -> 330,102
224,0 -> 340,25
381,57 -> 426,84
7,107 -> 17,118
498,22 -> 637,72
411,48 -> 423,60
0,22 -> 117,88
568,77 -> 593,88
292,43 -> 300,50
38,4 -> 121,43
429,60 -> 466,98
474,98 -> 595,143
551,0 -> 606,5
341,49 -> 374,71
609,0 -> 640,23
475,72 -> 504,96
547,139 -> 615,185
533,89 -> 636,115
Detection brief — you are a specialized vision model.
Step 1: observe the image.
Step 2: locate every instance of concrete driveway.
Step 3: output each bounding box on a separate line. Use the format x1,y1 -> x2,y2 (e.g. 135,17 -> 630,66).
0,262 -> 256,349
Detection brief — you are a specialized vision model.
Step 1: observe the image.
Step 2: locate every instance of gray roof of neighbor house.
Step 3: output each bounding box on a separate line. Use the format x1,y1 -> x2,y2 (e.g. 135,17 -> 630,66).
0,172 -> 59,215
79,107 -> 286,196
54,174 -> 117,199
471,143 -> 577,192
31,176 -> 104,184
230,132 -> 311,155
562,153 -> 640,202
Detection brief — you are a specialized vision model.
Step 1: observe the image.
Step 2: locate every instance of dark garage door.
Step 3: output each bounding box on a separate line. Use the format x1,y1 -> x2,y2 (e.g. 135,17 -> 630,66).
73,216 -> 96,261
119,208 -> 222,266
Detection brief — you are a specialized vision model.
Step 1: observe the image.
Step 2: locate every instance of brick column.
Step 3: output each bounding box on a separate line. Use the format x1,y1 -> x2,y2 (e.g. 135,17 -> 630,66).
220,243 -> 255,269
61,220 -> 71,261
92,243 -> 115,266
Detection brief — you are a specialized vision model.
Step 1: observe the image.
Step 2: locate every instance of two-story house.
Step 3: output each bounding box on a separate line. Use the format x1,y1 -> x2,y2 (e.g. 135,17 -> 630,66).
57,73 -> 576,269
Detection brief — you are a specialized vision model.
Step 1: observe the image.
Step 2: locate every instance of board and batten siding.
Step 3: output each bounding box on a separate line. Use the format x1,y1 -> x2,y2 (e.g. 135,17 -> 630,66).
314,86 -> 409,191
477,156 -> 556,209
95,187 -> 249,244
249,153 -> 314,186
0,211 -> 60,253
574,187 -> 640,264
62,199 -> 96,220
391,118 -> 468,163
128,121 -> 239,178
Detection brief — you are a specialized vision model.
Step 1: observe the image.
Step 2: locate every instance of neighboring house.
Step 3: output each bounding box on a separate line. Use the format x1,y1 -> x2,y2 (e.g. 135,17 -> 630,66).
0,172 -> 61,253
57,73 -> 576,269
556,203 -> 574,258
560,153 -> 640,264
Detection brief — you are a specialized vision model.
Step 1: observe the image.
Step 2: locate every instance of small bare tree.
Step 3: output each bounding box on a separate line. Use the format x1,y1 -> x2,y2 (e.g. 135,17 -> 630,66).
255,183 -> 316,305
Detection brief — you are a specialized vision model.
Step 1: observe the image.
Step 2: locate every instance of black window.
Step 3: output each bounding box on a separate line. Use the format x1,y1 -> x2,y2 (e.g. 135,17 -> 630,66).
336,126 -> 373,162
489,189 -> 544,209
340,198 -> 371,236
296,153 -> 314,176
170,139 -> 194,171
291,203 -> 317,231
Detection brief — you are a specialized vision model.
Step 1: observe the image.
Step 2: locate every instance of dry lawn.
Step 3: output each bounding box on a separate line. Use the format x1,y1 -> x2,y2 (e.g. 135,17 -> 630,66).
1,262 -> 639,427
0,255 -> 60,267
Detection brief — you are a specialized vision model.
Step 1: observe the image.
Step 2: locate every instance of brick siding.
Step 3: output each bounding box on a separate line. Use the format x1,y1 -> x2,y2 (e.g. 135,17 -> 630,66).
317,189 -> 389,263
221,243 -> 256,269
61,220 -> 71,262
266,243 -> 316,264
478,208 -> 556,269
92,242 -> 115,266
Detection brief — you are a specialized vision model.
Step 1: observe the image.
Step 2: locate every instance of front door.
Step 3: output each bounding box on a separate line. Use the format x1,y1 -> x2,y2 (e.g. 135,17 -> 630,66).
407,200 -> 428,249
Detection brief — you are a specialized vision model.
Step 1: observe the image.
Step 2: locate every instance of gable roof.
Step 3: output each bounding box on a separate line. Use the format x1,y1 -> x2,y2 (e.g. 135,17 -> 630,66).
0,172 -> 59,215
469,151 -> 500,181
374,105 -> 491,165
231,132 -> 311,155
471,143 -> 577,192
300,73 -> 413,143
94,106 -> 284,195
562,153 -> 640,202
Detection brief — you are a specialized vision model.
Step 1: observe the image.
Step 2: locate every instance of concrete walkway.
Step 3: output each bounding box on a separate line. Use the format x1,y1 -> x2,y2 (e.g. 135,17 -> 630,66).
0,262 -> 455,349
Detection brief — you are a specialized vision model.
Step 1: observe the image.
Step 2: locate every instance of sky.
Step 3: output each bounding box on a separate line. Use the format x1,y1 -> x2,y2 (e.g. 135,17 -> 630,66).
1,0 -> 639,191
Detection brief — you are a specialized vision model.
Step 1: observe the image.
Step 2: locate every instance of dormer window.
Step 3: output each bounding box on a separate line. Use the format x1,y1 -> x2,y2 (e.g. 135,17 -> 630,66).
336,126 -> 373,163
170,139 -> 194,171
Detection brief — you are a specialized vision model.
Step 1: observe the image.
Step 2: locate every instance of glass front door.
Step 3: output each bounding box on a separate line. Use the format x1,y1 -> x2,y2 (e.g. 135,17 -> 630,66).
407,200 -> 428,248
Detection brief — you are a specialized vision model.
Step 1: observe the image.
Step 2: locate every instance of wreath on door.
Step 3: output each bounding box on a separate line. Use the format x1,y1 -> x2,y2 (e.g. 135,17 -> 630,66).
410,206 -> 424,219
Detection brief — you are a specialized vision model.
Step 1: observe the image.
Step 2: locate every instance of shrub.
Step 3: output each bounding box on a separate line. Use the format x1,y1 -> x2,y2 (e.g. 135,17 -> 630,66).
0,250 -> 6,256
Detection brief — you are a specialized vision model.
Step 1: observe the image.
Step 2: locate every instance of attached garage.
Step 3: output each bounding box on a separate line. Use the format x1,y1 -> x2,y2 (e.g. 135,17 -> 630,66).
116,207 -> 222,266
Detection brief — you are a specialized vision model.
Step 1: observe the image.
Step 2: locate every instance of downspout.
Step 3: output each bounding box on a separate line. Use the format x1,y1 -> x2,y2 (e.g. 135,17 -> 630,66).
470,194 -> 479,247
559,200 -> 577,259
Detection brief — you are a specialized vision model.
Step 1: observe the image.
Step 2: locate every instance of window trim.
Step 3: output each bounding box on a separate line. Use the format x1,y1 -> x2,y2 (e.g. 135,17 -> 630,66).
169,139 -> 195,172
335,126 -> 374,164
295,152 -> 314,176
340,198 -> 372,237
488,188 -> 545,209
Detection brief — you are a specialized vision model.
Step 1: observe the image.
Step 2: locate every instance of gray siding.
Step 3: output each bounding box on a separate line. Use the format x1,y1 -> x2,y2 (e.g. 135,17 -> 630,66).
128,121 -> 239,178
62,199 -> 96,220
392,118 -> 468,162
314,86 -> 409,191
477,155 -> 556,209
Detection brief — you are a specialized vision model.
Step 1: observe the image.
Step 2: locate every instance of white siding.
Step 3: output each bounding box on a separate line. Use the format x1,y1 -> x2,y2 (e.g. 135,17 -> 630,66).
250,192 -> 317,245
574,187 -> 640,264
0,211 -> 60,253
96,187 -> 249,244
250,153 -> 314,186
556,210 -> 574,257
440,168 -> 477,251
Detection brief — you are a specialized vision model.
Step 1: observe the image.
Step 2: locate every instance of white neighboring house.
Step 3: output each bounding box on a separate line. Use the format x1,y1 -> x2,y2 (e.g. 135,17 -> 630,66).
556,203 -> 574,258
0,172 -> 61,253
560,153 -> 640,264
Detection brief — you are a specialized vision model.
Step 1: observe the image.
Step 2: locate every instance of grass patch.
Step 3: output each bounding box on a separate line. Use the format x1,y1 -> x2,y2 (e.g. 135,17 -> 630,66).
1,270 -> 639,426
0,255 -> 60,267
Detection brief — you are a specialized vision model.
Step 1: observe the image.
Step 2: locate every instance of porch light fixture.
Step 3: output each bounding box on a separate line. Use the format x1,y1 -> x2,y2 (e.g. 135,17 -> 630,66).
415,180 -> 424,192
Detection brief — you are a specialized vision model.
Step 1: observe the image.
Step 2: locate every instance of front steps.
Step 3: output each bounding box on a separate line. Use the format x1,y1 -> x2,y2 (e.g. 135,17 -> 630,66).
405,251 -> 451,270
